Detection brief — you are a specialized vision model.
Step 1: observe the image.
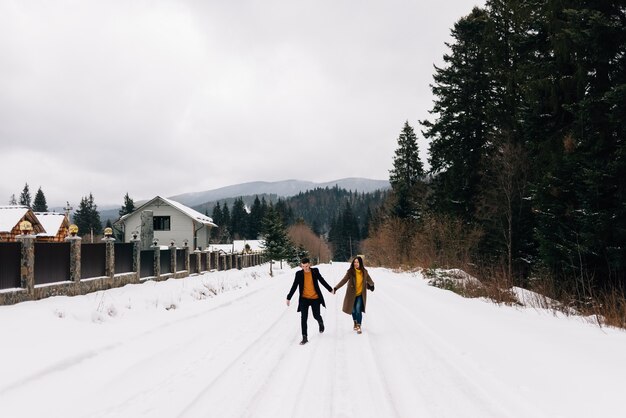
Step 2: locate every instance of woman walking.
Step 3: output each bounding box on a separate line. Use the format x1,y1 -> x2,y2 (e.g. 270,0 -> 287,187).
333,256 -> 375,334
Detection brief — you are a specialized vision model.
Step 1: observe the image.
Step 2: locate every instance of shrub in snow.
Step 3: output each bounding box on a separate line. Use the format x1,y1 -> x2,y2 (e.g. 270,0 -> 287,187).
107,304 -> 118,317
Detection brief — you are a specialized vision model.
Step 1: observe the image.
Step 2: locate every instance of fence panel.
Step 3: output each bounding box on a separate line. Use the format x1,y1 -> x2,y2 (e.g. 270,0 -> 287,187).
34,242 -> 71,285
189,253 -> 198,274
201,253 -> 207,271
81,243 -> 106,279
114,243 -> 134,274
0,242 -> 21,289
140,250 -> 154,278
160,249 -> 171,274
176,249 -> 185,272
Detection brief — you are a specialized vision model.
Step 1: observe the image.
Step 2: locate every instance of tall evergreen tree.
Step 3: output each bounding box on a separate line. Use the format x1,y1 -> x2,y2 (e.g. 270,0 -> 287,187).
328,202 -> 361,261
261,205 -> 294,274
9,194 -> 17,205
73,193 -> 102,238
230,197 -> 248,239
32,187 -> 48,212
119,193 -> 135,217
221,203 -> 231,242
210,202 -> 224,244
274,198 -> 294,226
389,121 -> 424,219
422,7 -> 494,221
529,0 -> 626,289
247,196 -> 264,239
19,183 -> 32,208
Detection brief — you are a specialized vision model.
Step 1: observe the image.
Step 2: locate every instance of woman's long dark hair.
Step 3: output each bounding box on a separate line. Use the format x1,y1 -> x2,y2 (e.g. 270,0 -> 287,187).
348,256 -> 365,272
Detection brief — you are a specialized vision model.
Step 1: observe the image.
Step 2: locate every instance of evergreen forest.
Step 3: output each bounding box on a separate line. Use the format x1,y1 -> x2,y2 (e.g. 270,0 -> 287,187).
364,1 -> 626,310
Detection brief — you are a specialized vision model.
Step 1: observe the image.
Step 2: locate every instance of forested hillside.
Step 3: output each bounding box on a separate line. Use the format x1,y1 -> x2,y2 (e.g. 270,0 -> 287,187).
366,1 -> 626,313
206,186 -> 387,262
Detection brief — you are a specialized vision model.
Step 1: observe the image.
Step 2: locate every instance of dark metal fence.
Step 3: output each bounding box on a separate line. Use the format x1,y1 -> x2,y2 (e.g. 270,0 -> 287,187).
201,253 -> 207,271
189,253 -> 198,274
81,243 -> 106,279
0,243 -> 21,289
114,243 -> 134,274
140,250 -> 154,278
160,249 -> 171,274
176,249 -> 185,271
34,242 -> 70,285
1,240 -> 265,305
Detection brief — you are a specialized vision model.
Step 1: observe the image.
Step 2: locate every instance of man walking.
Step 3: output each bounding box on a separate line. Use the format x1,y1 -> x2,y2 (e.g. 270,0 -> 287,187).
286,257 -> 333,345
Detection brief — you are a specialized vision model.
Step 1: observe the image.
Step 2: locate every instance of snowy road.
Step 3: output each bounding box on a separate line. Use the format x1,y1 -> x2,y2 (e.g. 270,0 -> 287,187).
2,263 -> 626,417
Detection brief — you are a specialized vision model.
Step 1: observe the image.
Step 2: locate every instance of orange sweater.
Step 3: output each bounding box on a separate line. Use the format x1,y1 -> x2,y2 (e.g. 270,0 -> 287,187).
302,270 -> 319,299
355,268 -> 363,296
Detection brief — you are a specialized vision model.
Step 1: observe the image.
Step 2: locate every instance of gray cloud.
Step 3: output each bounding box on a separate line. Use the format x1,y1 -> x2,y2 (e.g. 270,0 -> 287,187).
0,0 -> 483,207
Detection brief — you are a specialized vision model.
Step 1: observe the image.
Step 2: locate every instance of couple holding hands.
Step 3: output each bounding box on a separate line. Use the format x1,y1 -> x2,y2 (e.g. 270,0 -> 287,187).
286,256 -> 375,345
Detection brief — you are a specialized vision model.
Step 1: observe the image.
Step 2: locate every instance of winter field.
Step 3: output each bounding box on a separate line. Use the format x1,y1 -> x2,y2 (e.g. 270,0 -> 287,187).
1,262 -> 625,418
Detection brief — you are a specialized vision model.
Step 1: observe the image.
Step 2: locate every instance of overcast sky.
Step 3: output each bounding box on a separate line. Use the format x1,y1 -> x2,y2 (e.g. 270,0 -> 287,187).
1,0 -> 482,208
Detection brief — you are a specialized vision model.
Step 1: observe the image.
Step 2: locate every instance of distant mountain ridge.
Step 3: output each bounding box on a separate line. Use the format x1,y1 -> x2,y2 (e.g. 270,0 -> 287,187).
97,178 -> 389,225
167,178 -> 390,208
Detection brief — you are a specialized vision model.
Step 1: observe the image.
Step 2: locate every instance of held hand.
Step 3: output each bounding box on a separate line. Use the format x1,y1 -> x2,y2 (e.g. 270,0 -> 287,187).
286,299 -> 290,306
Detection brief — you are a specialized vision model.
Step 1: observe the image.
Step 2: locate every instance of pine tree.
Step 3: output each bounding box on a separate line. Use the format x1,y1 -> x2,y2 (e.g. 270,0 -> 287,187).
529,0 -> 626,289
261,205 -> 294,275
389,121 -> 424,219
247,196 -> 264,239
73,193 -> 102,238
328,202 -> 361,261
9,194 -> 17,205
422,7 -> 494,221
32,187 -> 48,212
230,197 -> 248,239
221,204 -> 231,243
19,183 -> 31,208
210,202 -> 224,244
119,193 -> 135,217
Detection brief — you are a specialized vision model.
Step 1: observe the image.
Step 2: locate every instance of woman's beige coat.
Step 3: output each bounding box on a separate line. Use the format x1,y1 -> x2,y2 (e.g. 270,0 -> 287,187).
334,268 -> 375,315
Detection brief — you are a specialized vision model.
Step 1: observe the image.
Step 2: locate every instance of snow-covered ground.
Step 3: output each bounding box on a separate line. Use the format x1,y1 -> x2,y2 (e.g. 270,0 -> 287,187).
1,263 -> 626,418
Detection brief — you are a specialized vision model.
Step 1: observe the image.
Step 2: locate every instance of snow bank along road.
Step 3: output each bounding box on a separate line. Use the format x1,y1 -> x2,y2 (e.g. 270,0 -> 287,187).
1,263 -> 626,417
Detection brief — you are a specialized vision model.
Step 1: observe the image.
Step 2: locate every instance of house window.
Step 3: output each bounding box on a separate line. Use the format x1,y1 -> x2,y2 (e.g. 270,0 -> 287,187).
154,216 -> 171,231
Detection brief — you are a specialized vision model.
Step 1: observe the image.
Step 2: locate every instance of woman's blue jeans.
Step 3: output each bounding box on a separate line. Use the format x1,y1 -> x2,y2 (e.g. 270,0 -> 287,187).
352,295 -> 363,325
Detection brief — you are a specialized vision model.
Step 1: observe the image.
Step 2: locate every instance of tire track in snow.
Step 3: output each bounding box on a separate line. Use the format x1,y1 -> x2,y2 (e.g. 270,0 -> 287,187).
176,302 -> 298,417
375,279 -> 545,417
87,282 -> 290,418
0,277 -> 274,398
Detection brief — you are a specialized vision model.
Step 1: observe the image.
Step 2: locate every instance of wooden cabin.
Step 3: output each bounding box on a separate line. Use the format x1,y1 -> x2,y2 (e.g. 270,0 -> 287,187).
0,206 -> 46,241
34,212 -> 70,242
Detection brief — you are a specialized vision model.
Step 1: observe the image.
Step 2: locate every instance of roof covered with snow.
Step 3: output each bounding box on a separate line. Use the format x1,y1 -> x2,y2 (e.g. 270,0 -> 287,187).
207,240 -> 264,253
118,196 -> 217,227
34,212 -> 68,237
0,206 -> 32,233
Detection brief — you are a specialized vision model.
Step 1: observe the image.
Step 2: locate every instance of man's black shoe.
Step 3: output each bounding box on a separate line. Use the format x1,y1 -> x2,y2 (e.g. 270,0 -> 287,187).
318,320 -> 325,333
299,336 -> 308,345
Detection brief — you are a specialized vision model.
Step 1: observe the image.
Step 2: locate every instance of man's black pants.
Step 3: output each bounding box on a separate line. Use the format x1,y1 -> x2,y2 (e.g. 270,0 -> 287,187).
300,298 -> 322,337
